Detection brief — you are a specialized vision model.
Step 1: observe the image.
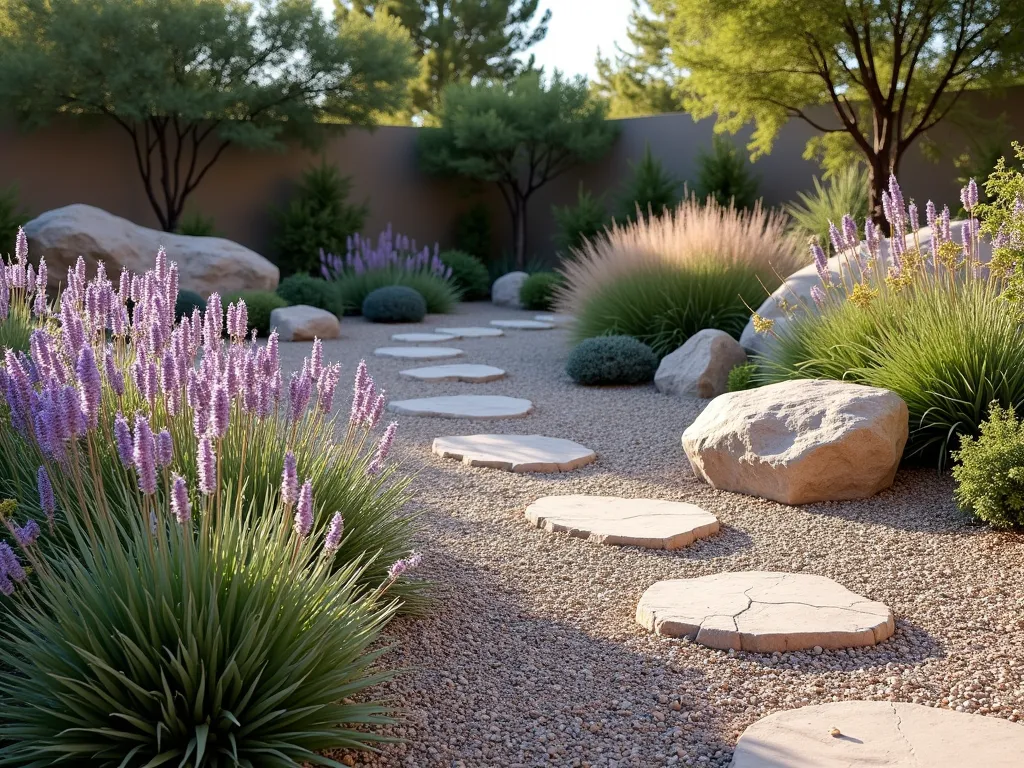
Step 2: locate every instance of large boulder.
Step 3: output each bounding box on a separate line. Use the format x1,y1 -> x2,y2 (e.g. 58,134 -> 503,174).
681,379 -> 908,505
491,271 -> 529,308
269,305 -> 340,342
740,221 -> 992,356
655,329 -> 747,399
24,204 -> 278,295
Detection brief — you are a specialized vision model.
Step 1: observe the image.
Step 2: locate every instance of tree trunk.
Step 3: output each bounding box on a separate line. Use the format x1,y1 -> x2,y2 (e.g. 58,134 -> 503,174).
514,194 -> 529,269
867,147 -> 893,235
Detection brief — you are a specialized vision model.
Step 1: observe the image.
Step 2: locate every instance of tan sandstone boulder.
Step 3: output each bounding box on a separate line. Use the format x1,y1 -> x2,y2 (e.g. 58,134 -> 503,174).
270,305 -> 341,342
655,329 -> 747,399
24,204 -> 278,295
681,379 -> 908,504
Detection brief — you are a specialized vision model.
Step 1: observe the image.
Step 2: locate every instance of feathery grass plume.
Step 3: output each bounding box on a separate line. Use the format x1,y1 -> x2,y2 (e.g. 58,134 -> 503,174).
760,176 -> 1024,467
556,196 -> 804,357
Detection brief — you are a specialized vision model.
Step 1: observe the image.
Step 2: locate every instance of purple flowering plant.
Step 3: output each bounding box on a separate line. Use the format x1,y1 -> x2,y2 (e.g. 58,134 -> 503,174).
0,227 -> 46,352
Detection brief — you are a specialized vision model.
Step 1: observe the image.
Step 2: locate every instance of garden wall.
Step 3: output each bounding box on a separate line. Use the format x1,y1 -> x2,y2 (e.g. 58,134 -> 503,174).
2,86 -> 1022,264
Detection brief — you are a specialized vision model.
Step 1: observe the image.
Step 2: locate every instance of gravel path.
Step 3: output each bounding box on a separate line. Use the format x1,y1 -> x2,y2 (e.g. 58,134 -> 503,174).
279,303 -> 1024,768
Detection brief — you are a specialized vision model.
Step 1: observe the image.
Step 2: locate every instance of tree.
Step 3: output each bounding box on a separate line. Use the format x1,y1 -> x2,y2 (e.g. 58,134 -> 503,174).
650,0 -> 1024,225
338,0 -> 549,123
419,72 -> 618,267
0,0 -> 416,232
616,143 -> 680,222
593,0 -> 680,118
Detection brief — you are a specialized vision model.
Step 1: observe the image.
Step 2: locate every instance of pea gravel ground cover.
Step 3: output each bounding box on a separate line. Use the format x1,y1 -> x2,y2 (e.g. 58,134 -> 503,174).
277,303 -> 1024,768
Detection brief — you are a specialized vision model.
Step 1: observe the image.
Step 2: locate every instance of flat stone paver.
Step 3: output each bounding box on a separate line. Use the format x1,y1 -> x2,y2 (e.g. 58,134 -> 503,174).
436,326 -> 504,338
433,434 -> 596,473
374,346 -> 464,360
399,364 -> 507,383
534,313 -> 575,326
636,572 -> 894,652
525,495 -> 719,549
391,332 -> 459,343
732,701 -> 1024,767
389,395 -> 533,420
489,319 -> 555,330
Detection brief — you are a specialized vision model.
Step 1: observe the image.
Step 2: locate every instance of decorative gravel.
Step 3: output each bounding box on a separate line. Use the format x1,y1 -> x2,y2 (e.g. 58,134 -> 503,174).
278,306 -> 1024,768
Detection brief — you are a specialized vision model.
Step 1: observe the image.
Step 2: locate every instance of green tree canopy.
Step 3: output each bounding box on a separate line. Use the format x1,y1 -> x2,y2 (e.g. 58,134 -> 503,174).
0,0 -> 416,232
420,71 -> 618,266
604,1 -> 1024,224
338,0 -> 549,123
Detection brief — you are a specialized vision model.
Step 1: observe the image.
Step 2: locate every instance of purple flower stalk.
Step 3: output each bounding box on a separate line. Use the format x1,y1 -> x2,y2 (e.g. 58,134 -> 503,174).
294,479 -> 313,537
841,215 -> 858,250
828,222 -> 844,254
209,382 -> 230,438
366,391 -> 387,428
37,465 -> 55,520
810,284 -> 826,307
156,429 -> 173,468
368,421 -> 398,475
198,436 -> 216,495
281,451 -> 298,506
388,551 -> 422,580
171,474 -> 191,524
310,338 -> 323,380
962,179 -> 979,210
350,360 -> 369,423
324,511 -> 344,553
811,243 -> 830,286
114,413 -> 134,467
75,346 -> 102,429
133,414 -> 158,495
0,542 -> 26,582
13,520 -> 40,547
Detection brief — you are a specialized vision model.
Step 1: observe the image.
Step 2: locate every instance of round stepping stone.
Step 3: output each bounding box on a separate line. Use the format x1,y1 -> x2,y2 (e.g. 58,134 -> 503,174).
399,364 -> 507,383
525,495 -> 719,550
389,395 -> 533,420
435,326 -> 504,338
534,313 -> 574,326
732,701 -> 1024,767
636,571 -> 894,652
489,319 -> 554,330
433,434 -> 596,473
390,332 -> 458,343
374,346 -> 463,360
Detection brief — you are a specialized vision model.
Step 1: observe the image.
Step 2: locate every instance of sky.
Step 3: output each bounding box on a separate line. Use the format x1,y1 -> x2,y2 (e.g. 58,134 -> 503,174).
315,0 -> 634,82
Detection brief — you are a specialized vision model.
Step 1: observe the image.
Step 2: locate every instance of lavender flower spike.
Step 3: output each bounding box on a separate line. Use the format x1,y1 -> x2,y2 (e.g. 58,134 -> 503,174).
294,479 -> 314,538
14,520 -> 41,547
810,284 -> 826,308
324,512 -> 344,553
281,451 -> 298,506
133,414 -> 158,496
198,437 -> 216,495
76,346 -> 102,429
811,243 -> 831,286
156,429 -> 173,468
37,465 -> 55,521
170,474 -> 191,524
388,551 -> 422,581
114,413 -> 134,467
367,421 -> 398,475
0,542 -> 26,582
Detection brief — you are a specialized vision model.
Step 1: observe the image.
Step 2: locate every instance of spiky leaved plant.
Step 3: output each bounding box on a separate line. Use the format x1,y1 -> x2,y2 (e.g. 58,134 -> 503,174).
0,247 -> 418,603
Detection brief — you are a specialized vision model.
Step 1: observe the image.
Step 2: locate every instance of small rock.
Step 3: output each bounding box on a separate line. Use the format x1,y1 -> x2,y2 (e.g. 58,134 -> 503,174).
655,329 -> 747,399
270,305 -> 341,342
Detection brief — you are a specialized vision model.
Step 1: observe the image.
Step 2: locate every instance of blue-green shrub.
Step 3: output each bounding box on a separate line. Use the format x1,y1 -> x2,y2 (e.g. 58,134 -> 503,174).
223,289 -> 289,335
441,249 -> 490,300
362,285 -> 427,323
174,289 -> 206,321
566,335 -> 658,385
276,273 -> 342,315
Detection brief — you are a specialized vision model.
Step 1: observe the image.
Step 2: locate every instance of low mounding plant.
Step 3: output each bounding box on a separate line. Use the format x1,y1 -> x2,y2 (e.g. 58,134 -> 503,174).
363,284 -> 427,323
727,362 -> 759,392
953,403 -> 1024,528
273,160 -> 368,277
276,273 -> 342,315
519,271 -> 563,311
695,136 -> 760,210
566,335 -> 658,385
440,249 -> 490,300
758,174 -> 1024,466
785,165 -> 870,248
174,288 -> 206,321
320,224 -> 460,314
557,196 -> 803,357
223,289 -> 288,335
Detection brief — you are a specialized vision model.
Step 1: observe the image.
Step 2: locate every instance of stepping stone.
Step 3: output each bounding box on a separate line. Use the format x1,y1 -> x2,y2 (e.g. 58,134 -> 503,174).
436,326 -> 504,338
525,495 -> 719,550
732,701 -> 1024,768
489,319 -> 555,330
534,313 -> 574,326
374,346 -> 464,360
389,395 -> 533,420
390,332 -> 458,343
433,434 -> 596,473
636,571 -> 894,652
399,364 -> 507,383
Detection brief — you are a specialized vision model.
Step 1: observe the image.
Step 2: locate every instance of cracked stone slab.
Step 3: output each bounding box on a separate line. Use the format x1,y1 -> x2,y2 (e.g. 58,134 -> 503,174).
489,319 -> 555,330
374,346 -> 464,360
388,395 -> 533,420
732,701 -> 1024,767
390,332 -> 459,343
433,434 -> 596,473
525,495 -> 719,549
399,364 -> 507,383
435,326 -> 504,338
636,571 -> 894,652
